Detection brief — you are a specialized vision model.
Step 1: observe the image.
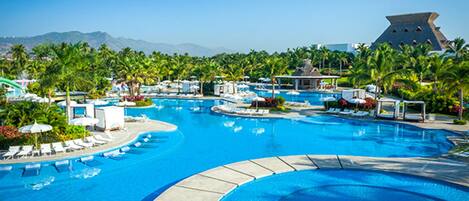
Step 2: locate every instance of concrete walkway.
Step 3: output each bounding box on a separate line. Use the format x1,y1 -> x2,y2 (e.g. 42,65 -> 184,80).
0,120 -> 177,165
155,155 -> 469,201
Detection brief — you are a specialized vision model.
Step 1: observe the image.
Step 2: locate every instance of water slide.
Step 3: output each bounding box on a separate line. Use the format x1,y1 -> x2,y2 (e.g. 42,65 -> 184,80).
0,77 -> 23,90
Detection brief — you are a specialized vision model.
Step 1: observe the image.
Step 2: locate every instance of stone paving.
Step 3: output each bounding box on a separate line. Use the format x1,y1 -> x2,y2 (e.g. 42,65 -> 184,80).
0,120 -> 177,164
155,154 -> 469,201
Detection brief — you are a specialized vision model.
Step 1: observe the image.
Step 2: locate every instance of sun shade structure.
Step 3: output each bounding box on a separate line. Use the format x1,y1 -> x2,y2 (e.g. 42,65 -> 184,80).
70,117 -> 99,126
371,12 -> 448,51
19,121 -> 53,148
376,99 -> 400,120
275,59 -> 339,90
402,100 -> 426,122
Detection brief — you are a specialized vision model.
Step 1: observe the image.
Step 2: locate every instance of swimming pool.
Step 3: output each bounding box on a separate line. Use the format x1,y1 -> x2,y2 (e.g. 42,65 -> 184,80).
0,99 -> 458,201
252,88 -> 338,105
222,169 -> 469,201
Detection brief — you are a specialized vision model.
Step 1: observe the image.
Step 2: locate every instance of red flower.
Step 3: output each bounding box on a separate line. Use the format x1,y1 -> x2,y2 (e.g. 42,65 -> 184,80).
0,126 -> 21,139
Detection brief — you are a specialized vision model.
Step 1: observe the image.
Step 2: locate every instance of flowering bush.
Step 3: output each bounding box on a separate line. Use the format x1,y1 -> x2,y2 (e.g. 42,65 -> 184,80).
251,97 -> 279,108
338,98 -> 348,107
0,126 -> 21,139
124,95 -> 145,102
363,97 -> 376,110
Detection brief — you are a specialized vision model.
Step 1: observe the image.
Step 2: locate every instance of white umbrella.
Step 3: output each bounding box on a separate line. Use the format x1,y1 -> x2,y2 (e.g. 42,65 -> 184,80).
349,98 -> 366,104
287,90 -> 300,101
117,101 -> 136,107
70,117 -> 99,126
19,121 -> 53,148
320,97 -> 337,102
57,100 -> 77,107
349,98 -> 366,110
89,99 -> 109,106
238,84 -> 249,89
253,97 -> 265,110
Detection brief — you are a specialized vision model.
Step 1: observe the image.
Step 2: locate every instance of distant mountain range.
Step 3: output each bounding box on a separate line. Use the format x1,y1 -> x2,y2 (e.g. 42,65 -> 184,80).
0,31 -> 233,57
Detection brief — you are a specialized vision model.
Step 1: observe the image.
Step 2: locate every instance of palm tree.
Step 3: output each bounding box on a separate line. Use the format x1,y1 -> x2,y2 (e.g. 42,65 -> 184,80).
441,61 -> 469,120
366,44 -> 398,99
9,44 -> 29,77
264,56 -> 287,98
428,54 -> 452,92
47,43 -> 93,121
446,37 -> 468,61
337,52 -> 348,75
319,47 -> 329,71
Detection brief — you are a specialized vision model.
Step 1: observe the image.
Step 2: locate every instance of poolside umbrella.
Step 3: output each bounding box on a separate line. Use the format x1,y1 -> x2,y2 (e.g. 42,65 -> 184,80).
57,100 -> 77,107
89,99 -> 109,106
286,91 -> 300,101
320,97 -> 337,109
349,98 -> 366,110
19,121 -> 52,148
253,97 -> 265,110
238,84 -> 249,89
117,100 -> 136,107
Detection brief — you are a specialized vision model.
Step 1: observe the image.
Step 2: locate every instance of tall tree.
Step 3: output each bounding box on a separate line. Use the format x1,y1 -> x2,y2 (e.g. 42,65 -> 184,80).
441,61 -> 469,120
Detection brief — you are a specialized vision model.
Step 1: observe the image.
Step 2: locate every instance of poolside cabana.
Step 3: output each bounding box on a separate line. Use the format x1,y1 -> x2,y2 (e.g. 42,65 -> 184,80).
275,59 -> 339,90
402,100 -> 426,122
376,99 -> 400,120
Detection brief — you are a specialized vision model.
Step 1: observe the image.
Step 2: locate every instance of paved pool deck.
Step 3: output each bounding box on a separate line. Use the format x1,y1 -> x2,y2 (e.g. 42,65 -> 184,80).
155,155 -> 469,201
0,120 -> 177,165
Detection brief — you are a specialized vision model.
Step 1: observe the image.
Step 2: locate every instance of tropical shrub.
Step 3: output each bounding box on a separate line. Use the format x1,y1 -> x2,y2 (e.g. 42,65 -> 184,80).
135,98 -> 153,107
0,126 -> 27,149
275,96 -> 286,106
453,119 -> 467,125
0,126 -> 21,139
251,97 -> 279,108
57,125 -> 90,141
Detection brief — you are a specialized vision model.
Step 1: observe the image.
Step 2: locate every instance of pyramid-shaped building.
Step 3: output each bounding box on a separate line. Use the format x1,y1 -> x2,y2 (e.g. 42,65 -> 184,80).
371,12 -> 448,51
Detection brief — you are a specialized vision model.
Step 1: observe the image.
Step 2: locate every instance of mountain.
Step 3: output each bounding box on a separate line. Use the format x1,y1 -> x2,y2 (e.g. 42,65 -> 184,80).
0,31 -> 233,57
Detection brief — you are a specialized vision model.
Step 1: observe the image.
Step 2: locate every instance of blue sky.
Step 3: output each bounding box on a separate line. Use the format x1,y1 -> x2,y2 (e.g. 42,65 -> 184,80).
0,0 -> 468,52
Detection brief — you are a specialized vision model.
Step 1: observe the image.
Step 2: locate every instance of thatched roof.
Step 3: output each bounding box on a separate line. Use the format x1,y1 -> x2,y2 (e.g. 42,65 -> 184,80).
293,59 -> 321,76
371,12 -> 448,51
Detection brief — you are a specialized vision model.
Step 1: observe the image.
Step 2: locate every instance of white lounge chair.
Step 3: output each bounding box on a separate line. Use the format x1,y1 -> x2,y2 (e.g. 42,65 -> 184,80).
74,139 -> 93,148
95,135 -> 112,142
103,150 -> 123,158
52,142 -> 66,153
325,107 -> 336,113
65,140 -> 83,151
40,144 -> 52,156
2,146 -> 21,159
16,145 -> 33,157
352,111 -> 369,117
339,109 -> 353,115
85,136 -> 106,146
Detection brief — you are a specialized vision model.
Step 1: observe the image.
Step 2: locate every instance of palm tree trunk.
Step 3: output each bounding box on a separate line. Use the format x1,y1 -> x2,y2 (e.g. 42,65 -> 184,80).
271,76 -> 276,99
339,61 -> 342,76
47,90 -> 52,107
200,81 -> 204,95
66,86 -> 72,122
459,88 -> 464,120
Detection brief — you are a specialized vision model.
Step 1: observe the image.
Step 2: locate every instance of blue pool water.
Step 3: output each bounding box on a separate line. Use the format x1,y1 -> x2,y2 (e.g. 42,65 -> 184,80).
222,169 -> 469,201
253,88 -> 337,105
0,99 -> 460,201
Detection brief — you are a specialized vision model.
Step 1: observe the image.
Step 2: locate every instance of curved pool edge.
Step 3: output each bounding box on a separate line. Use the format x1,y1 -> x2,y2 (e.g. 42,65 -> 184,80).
154,154 -> 469,201
0,120 -> 178,165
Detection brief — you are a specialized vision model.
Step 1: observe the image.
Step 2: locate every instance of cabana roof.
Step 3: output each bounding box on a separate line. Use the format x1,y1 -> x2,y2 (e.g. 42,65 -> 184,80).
403,100 -> 425,104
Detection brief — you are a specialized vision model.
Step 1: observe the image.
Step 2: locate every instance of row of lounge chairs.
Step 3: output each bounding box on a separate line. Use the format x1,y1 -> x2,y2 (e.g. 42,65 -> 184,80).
0,134 -> 155,177
215,105 -> 270,116
325,108 -> 370,117
285,101 -> 310,107
1,134 -> 114,160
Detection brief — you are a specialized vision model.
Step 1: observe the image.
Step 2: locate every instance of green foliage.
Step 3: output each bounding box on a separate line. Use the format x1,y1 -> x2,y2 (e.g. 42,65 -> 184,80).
135,98 -> 153,107
395,87 -> 458,114
275,96 -> 286,106
59,125 -> 90,141
453,119 -> 467,125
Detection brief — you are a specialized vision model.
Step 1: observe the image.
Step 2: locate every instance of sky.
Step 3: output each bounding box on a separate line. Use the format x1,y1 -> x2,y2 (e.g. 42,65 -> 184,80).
0,0 -> 468,52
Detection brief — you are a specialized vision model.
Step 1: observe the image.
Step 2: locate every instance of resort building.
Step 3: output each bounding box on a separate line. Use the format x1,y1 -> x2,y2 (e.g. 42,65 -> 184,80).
371,12 -> 449,51
276,59 -> 340,90
312,43 -> 360,53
